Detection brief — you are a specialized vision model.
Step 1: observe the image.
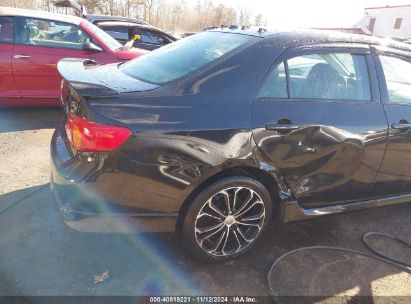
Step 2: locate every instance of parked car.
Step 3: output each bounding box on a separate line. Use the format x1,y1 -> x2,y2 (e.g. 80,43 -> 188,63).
52,28 -> 411,262
86,14 -> 149,26
0,7 -> 147,106
97,21 -> 177,50
53,0 -> 176,49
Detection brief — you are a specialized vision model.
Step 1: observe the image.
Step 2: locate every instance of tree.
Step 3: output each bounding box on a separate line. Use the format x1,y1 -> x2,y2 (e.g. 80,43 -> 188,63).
79,0 -> 104,14
0,0 -> 35,9
9,0 -> 265,33
237,6 -> 253,26
254,13 -> 263,27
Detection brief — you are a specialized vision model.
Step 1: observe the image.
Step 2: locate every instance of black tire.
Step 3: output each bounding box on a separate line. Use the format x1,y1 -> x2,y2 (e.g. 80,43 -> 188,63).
182,176 -> 273,262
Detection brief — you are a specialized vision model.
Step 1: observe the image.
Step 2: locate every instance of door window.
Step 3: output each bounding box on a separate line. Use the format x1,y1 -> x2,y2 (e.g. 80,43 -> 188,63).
102,26 -> 129,41
379,55 -> 411,104
287,53 -> 371,100
147,31 -> 166,45
15,18 -> 92,50
133,29 -> 154,44
0,16 -> 14,43
133,29 -> 164,46
258,62 -> 287,98
259,53 -> 371,101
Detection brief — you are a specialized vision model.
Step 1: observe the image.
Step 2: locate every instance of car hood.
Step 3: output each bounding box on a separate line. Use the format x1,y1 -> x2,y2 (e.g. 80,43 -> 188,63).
57,58 -> 158,96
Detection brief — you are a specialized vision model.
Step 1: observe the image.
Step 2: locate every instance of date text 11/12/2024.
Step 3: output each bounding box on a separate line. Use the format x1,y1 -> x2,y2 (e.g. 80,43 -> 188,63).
149,296 -> 259,303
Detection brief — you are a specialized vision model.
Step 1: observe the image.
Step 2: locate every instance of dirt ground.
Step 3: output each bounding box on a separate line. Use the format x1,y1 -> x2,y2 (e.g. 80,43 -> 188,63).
0,107 -> 410,301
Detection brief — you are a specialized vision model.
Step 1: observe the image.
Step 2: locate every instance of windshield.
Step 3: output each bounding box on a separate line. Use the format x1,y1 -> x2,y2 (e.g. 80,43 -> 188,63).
120,31 -> 254,84
82,21 -> 123,50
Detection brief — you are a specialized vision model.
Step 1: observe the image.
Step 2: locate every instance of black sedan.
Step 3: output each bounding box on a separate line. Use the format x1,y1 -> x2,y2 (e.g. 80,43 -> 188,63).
52,29 -> 411,261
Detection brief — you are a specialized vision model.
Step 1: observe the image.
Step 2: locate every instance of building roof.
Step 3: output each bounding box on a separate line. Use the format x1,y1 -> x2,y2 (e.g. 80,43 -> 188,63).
0,7 -> 83,25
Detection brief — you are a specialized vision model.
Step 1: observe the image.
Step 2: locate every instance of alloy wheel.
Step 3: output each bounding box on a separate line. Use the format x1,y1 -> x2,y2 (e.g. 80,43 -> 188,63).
194,186 -> 266,257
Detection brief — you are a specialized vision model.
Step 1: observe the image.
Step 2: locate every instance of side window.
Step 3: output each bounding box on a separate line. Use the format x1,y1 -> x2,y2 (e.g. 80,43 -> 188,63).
380,55 -> 411,104
103,26 -> 129,41
258,62 -> 287,98
133,29 -> 165,45
0,16 -> 14,43
16,18 -> 92,50
288,53 -> 371,100
133,29 -> 154,44
147,31 -> 165,45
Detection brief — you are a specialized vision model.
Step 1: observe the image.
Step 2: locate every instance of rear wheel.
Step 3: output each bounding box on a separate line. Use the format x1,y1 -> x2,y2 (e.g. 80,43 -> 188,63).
182,176 -> 272,262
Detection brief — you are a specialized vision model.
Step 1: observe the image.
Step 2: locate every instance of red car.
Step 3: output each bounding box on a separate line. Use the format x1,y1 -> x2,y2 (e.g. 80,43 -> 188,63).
0,7 -> 147,106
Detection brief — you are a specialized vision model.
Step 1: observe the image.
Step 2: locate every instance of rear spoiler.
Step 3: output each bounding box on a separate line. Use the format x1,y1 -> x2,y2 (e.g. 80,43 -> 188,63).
57,58 -> 119,98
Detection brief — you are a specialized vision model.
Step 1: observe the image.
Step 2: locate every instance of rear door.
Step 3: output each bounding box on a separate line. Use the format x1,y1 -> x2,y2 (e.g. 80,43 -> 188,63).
252,46 -> 388,208
12,16 -> 112,103
370,48 -> 411,197
0,16 -> 20,101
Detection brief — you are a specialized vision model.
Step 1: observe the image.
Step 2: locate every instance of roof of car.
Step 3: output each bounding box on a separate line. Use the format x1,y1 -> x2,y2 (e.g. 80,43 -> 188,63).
96,21 -> 156,30
210,27 -> 411,52
87,14 -> 148,25
0,7 -> 83,25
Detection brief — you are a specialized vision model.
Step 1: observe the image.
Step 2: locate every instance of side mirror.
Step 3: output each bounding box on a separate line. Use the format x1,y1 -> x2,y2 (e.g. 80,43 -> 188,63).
82,41 -> 102,52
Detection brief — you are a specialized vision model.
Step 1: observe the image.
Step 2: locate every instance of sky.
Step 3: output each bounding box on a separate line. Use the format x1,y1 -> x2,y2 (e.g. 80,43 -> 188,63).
213,0 -> 411,28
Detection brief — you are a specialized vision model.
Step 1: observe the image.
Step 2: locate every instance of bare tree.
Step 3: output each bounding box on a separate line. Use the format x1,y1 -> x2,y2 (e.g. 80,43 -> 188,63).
237,6 -> 254,26
254,13 -> 262,27
1,0 -> 36,9
10,0 -> 264,33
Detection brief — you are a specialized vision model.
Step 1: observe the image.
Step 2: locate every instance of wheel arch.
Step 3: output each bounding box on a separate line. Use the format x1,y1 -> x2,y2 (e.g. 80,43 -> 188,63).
176,165 -> 282,232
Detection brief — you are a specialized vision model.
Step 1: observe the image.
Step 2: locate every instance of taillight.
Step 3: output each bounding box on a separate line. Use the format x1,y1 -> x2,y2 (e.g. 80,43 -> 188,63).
65,113 -> 132,152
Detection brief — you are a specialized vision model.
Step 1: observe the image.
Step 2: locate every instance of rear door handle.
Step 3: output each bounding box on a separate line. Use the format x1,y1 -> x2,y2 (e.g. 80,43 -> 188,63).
391,123 -> 411,130
13,54 -> 31,59
265,123 -> 301,131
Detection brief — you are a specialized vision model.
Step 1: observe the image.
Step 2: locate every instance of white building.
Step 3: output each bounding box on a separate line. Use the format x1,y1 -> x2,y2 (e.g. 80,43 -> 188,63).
360,5 -> 411,38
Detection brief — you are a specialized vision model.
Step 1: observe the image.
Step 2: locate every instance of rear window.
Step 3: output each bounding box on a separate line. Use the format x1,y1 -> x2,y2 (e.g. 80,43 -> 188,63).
120,31 -> 255,84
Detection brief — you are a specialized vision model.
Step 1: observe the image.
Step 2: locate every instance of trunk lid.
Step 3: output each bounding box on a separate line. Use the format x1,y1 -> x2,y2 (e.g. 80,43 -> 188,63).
57,58 -> 158,95
57,58 -> 159,117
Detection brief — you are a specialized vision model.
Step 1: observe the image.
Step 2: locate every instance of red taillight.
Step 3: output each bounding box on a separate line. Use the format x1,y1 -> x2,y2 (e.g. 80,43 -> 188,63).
65,114 -> 132,152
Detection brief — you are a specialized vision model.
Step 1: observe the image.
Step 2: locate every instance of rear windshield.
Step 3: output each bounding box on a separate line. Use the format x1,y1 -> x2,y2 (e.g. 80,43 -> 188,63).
119,31 -> 255,84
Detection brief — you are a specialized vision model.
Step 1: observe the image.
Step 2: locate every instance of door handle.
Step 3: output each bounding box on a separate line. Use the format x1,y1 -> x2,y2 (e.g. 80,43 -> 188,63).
391,123 -> 411,130
13,54 -> 31,59
265,123 -> 301,131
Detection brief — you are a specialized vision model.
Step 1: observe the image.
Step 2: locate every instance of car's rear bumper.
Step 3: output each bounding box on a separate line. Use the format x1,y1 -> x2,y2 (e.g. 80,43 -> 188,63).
50,123 -> 179,233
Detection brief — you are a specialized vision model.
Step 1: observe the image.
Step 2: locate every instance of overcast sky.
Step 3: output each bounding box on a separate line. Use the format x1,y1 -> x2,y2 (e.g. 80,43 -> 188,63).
213,0 -> 411,28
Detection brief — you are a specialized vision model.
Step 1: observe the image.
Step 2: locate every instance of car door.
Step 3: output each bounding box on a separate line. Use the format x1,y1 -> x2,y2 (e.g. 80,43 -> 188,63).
252,46 -> 388,208
370,47 -> 411,197
12,16 -> 112,103
0,16 -> 20,102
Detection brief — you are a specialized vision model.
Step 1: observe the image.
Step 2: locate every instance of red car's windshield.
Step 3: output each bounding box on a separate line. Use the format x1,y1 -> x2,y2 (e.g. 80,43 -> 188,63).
82,20 -> 122,50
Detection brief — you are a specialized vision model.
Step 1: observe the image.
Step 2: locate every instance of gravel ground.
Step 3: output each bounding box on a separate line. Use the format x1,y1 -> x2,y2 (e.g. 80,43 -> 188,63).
0,107 -> 410,301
